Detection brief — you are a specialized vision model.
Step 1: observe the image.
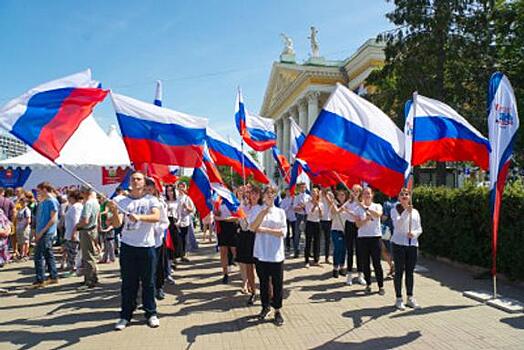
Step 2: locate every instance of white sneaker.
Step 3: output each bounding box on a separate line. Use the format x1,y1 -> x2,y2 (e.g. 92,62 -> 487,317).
406,297 -> 420,309
147,315 -> 160,328
305,263 -> 310,269
345,274 -> 353,285
227,265 -> 232,273
356,274 -> 366,285
395,298 -> 406,310
114,319 -> 129,331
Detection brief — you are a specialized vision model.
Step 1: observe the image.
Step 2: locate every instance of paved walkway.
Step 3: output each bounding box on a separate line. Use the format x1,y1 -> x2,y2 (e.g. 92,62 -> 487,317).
1,232 -> 523,350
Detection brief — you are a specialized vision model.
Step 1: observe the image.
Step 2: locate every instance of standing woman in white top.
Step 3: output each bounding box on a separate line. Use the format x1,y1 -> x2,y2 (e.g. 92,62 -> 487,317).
344,185 -> 366,286
108,171 -> 161,330
390,188 -> 422,310
320,187 -> 333,264
355,187 -> 385,295
326,189 -> 349,278
304,187 -> 324,267
175,182 -> 194,262
249,186 -> 287,326
164,185 -> 178,281
237,186 -> 262,305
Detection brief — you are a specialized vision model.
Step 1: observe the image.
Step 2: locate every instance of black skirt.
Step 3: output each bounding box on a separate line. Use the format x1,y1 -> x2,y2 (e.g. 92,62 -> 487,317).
236,230 -> 256,264
217,221 -> 238,247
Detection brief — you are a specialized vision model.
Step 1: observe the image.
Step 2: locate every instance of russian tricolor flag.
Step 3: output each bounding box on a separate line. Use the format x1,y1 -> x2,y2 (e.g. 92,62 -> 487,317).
404,94 -> 490,172
488,72 -> 519,277
206,128 -> 269,184
0,69 -> 108,161
271,146 -> 291,184
188,167 -> 214,219
211,182 -> 245,218
111,93 -> 207,168
296,83 -> 407,197
289,117 -> 306,161
235,89 -> 276,151
203,143 -> 224,184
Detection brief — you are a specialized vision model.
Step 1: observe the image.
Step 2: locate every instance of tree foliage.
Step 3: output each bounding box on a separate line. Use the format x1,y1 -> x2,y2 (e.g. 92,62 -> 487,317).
367,0 -> 523,171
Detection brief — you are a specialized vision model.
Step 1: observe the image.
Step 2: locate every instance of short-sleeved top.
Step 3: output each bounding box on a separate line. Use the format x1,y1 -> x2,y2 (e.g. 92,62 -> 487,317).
293,192 -> 311,215
252,206 -> 287,263
15,207 -> 31,231
305,201 -> 324,222
320,196 -> 332,221
176,194 -> 194,227
343,201 -> 360,223
64,202 -> 83,241
79,198 -> 100,232
36,197 -> 59,235
119,194 -> 161,248
355,203 -> 383,238
279,197 -> 296,222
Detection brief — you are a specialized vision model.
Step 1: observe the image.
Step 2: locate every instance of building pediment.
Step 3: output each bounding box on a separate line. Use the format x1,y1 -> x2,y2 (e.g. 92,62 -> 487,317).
261,62 -> 345,118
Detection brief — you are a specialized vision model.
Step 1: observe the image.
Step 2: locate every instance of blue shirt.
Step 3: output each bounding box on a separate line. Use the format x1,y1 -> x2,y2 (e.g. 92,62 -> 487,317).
36,197 -> 59,235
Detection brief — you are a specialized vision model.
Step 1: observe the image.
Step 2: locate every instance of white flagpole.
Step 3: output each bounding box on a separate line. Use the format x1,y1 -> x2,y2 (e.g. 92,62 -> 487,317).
241,138 -> 246,186
408,91 -> 418,246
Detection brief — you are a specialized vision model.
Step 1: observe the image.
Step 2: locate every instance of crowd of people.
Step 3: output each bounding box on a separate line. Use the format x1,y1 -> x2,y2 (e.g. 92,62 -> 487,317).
0,173 -> 423,329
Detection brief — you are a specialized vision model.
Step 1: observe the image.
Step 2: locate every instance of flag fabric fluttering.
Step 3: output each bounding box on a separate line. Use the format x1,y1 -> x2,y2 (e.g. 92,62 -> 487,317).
0,69 -> 108,161
188,167 -> 214,219
296,83 -> 408,197
202,143 -> 224,184
235,89 -> 276,151
111,92 -> 207,168
289,117 -> 306,161
271,146 -> 291,183
205,128 -> 269,184
211,182 -> 245,218
404,94 -> 490,173
488,72 -> 519,278
154,80 -> 162,107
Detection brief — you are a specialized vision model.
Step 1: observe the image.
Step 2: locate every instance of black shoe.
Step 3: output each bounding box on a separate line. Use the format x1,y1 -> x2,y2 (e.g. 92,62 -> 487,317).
339,268 -> 347,276
258,307 -> 271,320
333,269 -> 339,278
156,288 -> 165,300
294,253 -> 299,259
247,293 -> 256,306
181,257 -> 190,262
274,311 -> 284,326
222,274 -> 229,284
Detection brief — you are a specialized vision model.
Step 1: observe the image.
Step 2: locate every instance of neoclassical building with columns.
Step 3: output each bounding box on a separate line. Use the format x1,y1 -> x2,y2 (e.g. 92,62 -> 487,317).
259,37 -> 386,183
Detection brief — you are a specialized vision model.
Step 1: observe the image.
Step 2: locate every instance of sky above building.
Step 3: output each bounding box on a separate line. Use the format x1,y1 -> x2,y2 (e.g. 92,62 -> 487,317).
0,0 -> 394,141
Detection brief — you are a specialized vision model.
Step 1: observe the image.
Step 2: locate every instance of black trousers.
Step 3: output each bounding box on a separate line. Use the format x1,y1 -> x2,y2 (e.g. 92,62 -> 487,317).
393,243 -> 418,298
345,221 -> 361,272
305,221 -> 321,264
176,226 -> 189,258
320,220 -> 332,260
285,220 -> 296,251
155,243 -> 167,290
357,237 -> 384,288
255,260 -> 284,309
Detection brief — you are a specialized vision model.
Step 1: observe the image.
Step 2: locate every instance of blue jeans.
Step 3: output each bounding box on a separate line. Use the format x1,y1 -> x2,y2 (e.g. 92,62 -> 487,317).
34,233 -> 58,282
120,243 -> 157,320
293,214 -> 307,255
331,230 -> 346,267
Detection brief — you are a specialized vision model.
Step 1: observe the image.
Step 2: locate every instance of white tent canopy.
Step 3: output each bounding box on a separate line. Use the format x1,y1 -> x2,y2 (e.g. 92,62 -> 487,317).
0,116 -> 131,193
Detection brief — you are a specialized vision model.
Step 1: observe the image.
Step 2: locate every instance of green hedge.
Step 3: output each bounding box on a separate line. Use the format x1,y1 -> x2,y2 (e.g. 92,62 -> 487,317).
412,180 -> 524,280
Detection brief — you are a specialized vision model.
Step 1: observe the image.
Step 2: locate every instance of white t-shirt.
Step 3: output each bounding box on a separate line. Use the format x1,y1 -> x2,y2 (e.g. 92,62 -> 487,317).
390,206 -> 423,247
64,202 -> 83,241
305,201 -> 324,222
176,194 -> 194,227
330,202 -> 347,232
279,197 -> 296,222
119,194 -> 161,248
155,198 -> 170,248
344,201 -> 360,223
355,202 -> 383,238
240,203 -> 262,231
253,206 -> 287,263
166,200 -> 178,219
293,192 -> 311,215
320,195 -> 332,221
214,203 -> 232,221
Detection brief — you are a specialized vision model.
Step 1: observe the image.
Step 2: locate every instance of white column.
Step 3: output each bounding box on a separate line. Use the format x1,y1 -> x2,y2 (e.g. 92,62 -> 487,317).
282,114 -> 290,160
277,118 -> 284,151
307,91 -> 320,132
298,99 -> 308,134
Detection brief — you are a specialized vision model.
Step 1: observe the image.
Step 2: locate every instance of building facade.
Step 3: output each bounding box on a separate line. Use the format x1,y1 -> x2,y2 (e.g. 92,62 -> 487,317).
260,38 -> 385,183
0,133 -> 27,160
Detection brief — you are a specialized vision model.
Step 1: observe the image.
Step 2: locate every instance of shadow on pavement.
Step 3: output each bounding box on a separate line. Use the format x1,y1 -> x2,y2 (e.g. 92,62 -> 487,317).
389,304 -> 478,319
311,331 -> 422,350
181,314 -> 260,344
500,315 -> 524,330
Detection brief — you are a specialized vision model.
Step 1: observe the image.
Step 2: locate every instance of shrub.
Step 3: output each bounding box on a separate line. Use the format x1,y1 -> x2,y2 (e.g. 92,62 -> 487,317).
412,180 -> 524,280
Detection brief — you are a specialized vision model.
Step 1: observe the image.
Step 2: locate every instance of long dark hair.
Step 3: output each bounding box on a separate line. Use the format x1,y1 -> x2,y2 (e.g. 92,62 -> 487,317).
165,185 -> 177,201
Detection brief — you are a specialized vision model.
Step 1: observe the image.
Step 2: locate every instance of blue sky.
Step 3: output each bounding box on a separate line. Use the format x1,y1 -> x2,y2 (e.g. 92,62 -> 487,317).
0,0 -> 394,140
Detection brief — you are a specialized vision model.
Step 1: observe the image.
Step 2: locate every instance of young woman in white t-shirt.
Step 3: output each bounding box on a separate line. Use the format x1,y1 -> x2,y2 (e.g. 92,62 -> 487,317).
304,187 -> 324,267
249,186 -> 287,326
326,189 -> 350,278
391,188 -> 423,310
355,187 -> 385,295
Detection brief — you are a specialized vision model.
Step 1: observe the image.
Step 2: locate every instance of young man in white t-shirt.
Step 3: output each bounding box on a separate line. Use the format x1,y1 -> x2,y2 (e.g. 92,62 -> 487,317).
108,171 -> 161,330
